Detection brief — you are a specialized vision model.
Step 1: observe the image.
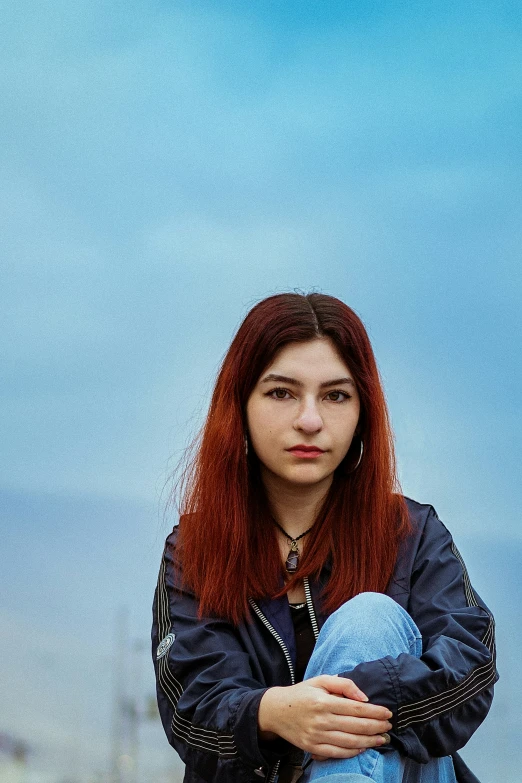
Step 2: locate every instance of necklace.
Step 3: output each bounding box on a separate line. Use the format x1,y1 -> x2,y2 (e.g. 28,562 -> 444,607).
273,520 -> 314,573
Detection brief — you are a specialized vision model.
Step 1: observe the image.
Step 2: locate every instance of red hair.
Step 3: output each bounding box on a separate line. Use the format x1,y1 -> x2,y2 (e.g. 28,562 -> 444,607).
173,293 -> 410,624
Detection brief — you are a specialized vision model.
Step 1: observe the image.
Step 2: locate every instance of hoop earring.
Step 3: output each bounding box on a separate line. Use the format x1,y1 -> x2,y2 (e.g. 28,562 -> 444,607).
244,435 -> 249,456
345,438 -> 363,473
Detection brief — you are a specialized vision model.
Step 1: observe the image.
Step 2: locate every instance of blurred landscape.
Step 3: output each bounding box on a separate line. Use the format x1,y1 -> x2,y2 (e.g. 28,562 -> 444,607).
1,487 -> 519,783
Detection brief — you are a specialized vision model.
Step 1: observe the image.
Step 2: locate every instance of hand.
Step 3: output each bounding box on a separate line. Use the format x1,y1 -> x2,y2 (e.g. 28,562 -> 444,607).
258,675 -> 393,759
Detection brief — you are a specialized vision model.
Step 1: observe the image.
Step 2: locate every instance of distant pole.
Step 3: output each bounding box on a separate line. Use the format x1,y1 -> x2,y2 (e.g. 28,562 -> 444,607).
128,639 -> 145,783
110,607 -> 128,783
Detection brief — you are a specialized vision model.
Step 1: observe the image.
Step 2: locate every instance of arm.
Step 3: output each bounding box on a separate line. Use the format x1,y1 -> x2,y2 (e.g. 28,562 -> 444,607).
343,506 -> 498,763
152,530 -> 276,782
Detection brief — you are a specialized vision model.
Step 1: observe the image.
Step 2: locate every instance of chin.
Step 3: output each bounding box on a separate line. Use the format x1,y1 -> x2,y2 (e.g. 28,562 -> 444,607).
283,468 -> 332,486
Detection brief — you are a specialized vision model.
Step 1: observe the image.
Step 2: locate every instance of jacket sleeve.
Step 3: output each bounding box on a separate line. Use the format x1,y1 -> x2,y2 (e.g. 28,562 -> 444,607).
151,529 -> 287,782
344,506 -> 498,763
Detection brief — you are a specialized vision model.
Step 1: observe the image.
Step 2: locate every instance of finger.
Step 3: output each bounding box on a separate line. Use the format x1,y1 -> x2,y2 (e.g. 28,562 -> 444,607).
324,696 -> 393,722
316,675 -> 368,702
319,730 -> 388,750
327,716 -> 393,736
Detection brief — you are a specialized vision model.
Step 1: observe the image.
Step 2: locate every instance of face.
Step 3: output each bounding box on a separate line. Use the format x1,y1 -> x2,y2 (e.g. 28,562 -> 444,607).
246,337 -> 361,493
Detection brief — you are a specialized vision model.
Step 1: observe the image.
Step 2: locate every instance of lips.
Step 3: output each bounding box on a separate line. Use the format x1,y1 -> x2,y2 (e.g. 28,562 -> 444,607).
287,445 -> 325,456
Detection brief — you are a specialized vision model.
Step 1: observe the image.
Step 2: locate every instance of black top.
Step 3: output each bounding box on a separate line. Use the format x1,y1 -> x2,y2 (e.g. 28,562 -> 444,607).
289,602 -> 316,682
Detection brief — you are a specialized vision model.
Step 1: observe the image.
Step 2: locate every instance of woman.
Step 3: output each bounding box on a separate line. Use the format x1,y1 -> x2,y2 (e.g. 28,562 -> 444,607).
152,292 -> 496,783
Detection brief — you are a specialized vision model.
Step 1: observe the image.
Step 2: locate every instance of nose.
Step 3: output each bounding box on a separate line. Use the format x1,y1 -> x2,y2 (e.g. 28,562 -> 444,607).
293,397 -> 323,434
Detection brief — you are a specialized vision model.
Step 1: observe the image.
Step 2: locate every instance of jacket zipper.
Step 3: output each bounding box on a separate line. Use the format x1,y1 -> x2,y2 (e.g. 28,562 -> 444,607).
303,576 -> 320,641
249,582 -> 320,783
249,598 -> 296,685
248,598 -> 295,783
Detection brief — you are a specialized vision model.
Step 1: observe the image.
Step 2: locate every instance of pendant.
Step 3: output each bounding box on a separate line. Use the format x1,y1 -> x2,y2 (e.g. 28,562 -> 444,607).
285,540 -> 299,573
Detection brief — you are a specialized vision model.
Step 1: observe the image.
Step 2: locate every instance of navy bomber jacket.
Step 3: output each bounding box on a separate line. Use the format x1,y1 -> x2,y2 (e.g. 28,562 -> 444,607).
152,498 -> 497,783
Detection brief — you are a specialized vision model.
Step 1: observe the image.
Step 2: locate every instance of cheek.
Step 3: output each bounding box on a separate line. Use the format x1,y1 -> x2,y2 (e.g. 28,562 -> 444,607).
247,404 -> 285,457
247,402 -> 271,444
336,413 -> 360,449
248,400 -> 280,432
251,419 -> 277,451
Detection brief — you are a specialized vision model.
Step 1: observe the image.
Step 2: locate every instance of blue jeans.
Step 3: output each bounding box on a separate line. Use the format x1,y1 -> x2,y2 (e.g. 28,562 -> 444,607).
299,593 -> 457,783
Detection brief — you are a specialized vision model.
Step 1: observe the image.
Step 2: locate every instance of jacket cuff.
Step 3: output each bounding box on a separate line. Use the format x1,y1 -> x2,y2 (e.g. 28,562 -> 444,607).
339,658 -> 400,724
231,688 -> 291,769
340,658 -> 431,761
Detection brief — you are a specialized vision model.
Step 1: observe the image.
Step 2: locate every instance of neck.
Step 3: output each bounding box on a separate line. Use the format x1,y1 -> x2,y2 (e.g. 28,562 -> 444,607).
260,467 -> 333,538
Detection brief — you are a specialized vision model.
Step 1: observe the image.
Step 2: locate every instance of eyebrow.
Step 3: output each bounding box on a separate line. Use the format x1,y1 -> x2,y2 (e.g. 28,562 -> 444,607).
260,373 -> 355,389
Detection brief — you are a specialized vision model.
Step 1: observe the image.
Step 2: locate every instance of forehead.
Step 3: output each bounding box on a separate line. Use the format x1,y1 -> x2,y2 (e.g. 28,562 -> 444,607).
261,338 -> 351,380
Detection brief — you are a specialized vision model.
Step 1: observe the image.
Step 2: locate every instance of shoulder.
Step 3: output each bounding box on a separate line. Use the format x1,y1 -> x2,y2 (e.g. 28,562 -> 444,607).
162,523 -> 181,563
397,496 -> 455,566
402,495 -> 450,537
160,524 -> 187,591
403,494 -> 437,523
387,496 -> 468,596
166,523 -> 180,548
165,512 -> 198,552
162,516 -> 200,579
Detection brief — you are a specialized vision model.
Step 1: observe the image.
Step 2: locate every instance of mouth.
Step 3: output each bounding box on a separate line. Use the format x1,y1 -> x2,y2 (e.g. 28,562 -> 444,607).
287,445 -> 326,458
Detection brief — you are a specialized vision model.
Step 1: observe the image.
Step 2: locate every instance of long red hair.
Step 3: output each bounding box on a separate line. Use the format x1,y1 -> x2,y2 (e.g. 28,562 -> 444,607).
173,293 -> 410,624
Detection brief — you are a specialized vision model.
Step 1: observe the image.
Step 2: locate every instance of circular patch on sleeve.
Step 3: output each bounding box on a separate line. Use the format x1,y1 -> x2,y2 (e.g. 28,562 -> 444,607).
156,633 -> 175,659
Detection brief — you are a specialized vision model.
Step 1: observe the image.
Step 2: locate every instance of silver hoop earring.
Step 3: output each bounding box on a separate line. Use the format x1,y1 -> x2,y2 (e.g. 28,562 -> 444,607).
345,438 -> 363,473
244,435 -> 249,456
353,438 -> 363,470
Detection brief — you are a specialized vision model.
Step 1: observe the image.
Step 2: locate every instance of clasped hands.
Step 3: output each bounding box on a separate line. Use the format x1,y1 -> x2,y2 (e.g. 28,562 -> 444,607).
258,675 -> 392,761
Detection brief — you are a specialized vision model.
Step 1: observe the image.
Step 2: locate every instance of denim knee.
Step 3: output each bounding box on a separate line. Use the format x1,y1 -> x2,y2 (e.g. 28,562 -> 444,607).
314,592 -> 422,662
330,592 -> 406,634
340,591 -> 399,616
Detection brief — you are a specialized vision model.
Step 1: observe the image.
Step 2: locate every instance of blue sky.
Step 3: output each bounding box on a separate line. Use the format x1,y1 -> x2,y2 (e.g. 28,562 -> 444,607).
1,2 -> 521,781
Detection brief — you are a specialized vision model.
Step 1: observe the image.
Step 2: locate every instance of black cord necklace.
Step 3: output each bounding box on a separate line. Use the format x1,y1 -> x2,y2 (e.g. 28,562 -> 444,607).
273,520 -> 314,573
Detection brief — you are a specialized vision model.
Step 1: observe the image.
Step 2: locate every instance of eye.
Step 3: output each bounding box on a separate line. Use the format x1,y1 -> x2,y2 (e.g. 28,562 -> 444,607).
266,387 -> 292,400
325,390 -> 351,402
